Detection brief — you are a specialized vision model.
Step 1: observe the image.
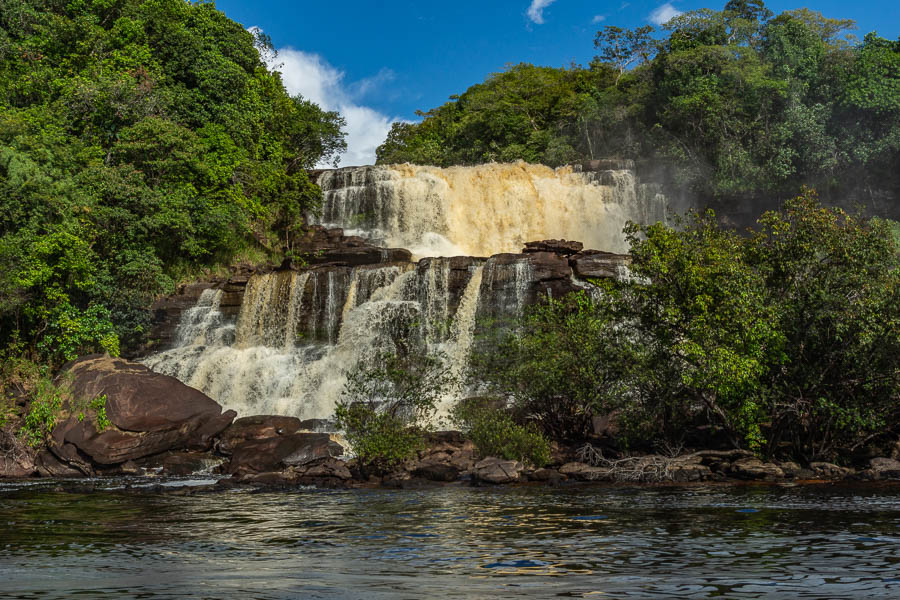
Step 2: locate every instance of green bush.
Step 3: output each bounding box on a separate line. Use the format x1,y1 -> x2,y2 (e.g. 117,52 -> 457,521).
334,402 -> 424,471
479,193 -> 900,462
19,377 -> 67,448
335,353 -> 456,472
74,393 -> 111,432
453,402 -> 551,467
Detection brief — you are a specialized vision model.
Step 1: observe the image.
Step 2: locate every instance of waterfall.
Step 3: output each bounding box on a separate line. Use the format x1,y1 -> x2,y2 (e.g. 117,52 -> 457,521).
144,262 -> 488,421
316,162 -> 667,257
145,160 -> 658,422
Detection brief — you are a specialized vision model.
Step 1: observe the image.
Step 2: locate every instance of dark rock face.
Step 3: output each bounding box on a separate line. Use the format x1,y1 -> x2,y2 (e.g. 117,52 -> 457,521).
144,282 -> 217,355
35,450 -> 83,478
217,415 -> 305,455
479,251 -> 579,324
136,451 -> 225,476
570,251 -> 631,280
226,432 -> 344,475
294,226 -> 412,267
523,239 -> 583,256
0,431 -> 35,478
51,356 -> 236,466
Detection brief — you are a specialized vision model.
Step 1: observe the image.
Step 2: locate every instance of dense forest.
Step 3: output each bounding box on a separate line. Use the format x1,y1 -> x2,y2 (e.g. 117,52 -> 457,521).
376,1 -> 900,206
0,0 -> 346,369
1,0 -> 897,467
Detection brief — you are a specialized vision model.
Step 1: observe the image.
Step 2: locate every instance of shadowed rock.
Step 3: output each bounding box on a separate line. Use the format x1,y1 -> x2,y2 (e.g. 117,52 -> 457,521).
217,415 -> 304,455
227,433 -> 344,475
50,356 -> 235,466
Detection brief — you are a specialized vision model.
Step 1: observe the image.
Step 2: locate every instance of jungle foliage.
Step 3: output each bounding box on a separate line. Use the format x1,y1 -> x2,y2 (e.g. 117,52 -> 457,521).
335,353 -> 456,472
0,0 -> 346,365
376,2 -> 899,205
483,194 -> 900,462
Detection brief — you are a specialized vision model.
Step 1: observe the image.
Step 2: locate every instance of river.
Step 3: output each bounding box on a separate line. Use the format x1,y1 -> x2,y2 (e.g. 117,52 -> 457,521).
2,480 -> 899,598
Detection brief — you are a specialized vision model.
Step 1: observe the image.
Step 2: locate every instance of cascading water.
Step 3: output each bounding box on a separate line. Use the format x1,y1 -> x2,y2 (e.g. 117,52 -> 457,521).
144,261 -> 488,421
315,162 -> 667,257
145,161 -> 665,421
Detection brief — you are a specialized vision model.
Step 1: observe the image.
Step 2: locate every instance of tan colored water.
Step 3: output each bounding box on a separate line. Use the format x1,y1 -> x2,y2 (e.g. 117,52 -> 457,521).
317,162 -> 667,257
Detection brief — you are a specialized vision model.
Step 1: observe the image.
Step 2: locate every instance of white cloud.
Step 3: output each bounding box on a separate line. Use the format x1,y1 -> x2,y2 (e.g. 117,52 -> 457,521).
527,0 -> 557,25
648,3 -> 681,26
592,15 -> 606,24
255,34 -> 399,167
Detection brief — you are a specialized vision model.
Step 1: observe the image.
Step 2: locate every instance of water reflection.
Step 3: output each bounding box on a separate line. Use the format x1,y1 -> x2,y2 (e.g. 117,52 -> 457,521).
1,482 -> 899,598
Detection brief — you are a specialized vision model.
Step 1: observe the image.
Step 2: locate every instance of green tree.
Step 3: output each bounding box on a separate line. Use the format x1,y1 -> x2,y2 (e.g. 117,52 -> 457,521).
594,25 -> 656,87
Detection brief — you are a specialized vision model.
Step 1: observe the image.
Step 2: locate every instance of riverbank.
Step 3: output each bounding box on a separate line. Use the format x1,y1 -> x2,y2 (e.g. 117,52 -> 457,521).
3,356 -> 899,492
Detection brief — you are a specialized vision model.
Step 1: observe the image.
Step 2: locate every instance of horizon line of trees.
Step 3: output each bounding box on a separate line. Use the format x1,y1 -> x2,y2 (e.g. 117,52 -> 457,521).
376,0 -> 899,210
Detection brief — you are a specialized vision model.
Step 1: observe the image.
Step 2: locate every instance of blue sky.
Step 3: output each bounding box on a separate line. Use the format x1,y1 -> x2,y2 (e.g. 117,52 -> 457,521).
212,1 -> 900,165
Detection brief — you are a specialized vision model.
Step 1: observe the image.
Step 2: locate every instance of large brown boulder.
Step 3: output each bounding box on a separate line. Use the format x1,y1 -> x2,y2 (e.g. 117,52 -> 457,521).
50,356 -> 236,466
473,457 -> 524,484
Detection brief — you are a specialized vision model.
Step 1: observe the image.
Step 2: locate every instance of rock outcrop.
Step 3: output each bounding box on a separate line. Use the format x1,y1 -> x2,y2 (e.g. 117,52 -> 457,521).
216,415 -> 305,455
226,432 -> 344,476
49,356 -> 236,467
293,225 -> 412,266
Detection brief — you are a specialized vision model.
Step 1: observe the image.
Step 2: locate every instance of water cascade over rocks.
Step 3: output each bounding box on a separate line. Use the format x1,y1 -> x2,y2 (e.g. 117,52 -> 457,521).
143,161 -> 659,420
315,161 -> 667,257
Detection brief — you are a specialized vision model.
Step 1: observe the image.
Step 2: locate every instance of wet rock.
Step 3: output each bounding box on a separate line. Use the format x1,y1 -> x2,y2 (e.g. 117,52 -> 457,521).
217,415 -> 304,455
528,468 -> 566,483
145,282 -> 219,354
52,356 -> 236,466
139,451 -> 226,476
412,463 -> 460,482
297,418 -> 333,432
868,457 -> 900,480
570,251 -> 631,280
473,457 -> 524,484
668,458 -> 712,482
777,461 -> 803,479
810,462 -> 854,480
559,461 -> 613,482
120,460 -> 140,475
294,225 -> 412,267
227,432 -> 343,475
239,471 -> 296,486
729,457 -> 785,481
296,457 -> 352,481
34,451 -> 82,478
523,239 -> 583,256
382,469 -> 412,488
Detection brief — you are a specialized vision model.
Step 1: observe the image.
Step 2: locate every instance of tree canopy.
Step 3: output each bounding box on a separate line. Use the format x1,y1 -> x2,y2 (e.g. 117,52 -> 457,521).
0,0 -> 346,364
376,1 -> 899,212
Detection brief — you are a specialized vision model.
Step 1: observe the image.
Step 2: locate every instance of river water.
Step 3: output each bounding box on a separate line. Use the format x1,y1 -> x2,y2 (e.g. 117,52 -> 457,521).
2,480 -> 899,599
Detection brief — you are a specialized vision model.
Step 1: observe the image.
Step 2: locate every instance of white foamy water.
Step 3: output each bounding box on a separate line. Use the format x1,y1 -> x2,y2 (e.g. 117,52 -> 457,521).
144,261 -> 489,421
316,162 -> 667,257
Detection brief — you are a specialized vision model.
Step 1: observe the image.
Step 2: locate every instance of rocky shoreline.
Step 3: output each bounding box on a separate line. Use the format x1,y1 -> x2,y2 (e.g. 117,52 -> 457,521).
3,355 -> 899,492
